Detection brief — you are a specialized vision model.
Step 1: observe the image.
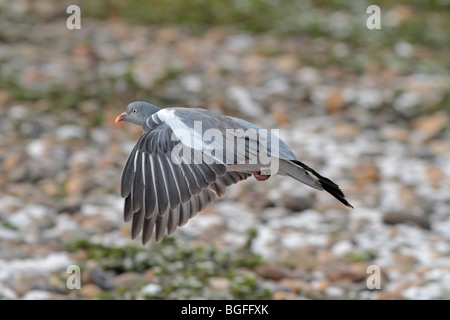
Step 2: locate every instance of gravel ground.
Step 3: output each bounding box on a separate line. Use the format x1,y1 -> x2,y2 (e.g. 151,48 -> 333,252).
0,1 -> 449,300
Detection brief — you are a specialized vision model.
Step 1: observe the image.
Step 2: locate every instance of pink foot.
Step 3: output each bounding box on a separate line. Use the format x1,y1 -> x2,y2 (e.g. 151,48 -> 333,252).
253,171 -> 270,181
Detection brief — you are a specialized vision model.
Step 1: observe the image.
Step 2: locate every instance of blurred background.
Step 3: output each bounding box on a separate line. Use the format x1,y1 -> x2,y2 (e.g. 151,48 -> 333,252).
0,0 -> 449,300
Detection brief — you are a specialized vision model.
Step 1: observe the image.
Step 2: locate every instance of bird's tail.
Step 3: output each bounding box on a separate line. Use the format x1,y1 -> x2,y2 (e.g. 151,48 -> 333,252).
286,159 -> 354,209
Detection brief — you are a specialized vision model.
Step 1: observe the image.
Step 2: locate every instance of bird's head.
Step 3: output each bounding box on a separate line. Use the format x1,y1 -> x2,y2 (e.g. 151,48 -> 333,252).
115,101 -> 161,127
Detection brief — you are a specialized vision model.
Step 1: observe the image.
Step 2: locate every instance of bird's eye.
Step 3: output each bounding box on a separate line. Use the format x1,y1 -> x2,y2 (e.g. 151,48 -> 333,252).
132,109 -> 138,113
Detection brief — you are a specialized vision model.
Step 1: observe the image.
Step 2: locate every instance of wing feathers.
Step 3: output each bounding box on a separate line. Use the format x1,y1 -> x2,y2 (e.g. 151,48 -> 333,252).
120,120 -> 246,244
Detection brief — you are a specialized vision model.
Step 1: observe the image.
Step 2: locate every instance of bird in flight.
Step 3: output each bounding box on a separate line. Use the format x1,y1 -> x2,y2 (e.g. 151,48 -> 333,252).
115,101 -> 353,244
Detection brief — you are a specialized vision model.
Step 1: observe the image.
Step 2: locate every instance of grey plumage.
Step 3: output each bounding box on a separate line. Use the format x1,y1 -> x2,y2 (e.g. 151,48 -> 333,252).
116,101 -> 353,244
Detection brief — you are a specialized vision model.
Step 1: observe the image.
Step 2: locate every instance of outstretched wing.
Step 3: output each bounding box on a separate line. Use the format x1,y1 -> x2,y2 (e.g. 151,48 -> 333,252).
120,115 -> 250,244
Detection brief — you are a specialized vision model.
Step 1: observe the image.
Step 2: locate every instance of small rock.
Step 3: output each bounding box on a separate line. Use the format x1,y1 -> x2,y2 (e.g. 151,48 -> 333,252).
325,87 -> 345,113
156,27 -> 177,44
227,86 -> 263,117
143,268 -> 154,282
56,203 -> 82,215
333,123 -> 360,139
56,124 -> 86,140
3,153 -> 24,170
79,284 -> 102,299
72,249 -> 88,261
141,283 -> 162,297
273,291 -> 298,300
80,215 -> 115,233
65,174 -> 91,196
383,211 -> 431,230
91,128 -> 109,146
264,78 -> 289,96
8,105 -> 28,120
209,277 -> 231,292
426,166 -> 444,183
413,111 -> 448,140
373,292 -> 405,300
11,274 -> 38,296
270,102 -> 291,125
254,264 -> 292,281
325,286 -> 345,298
394,41 -> 414,58
113,272 -> 145,290
21,290 -> 54,300
8,205 -> 54,230
225,34 -> 254,53
380,126 -> 409,142
281,193 -> 313,212
278,248 -> 318,270
398,186 -> 418,208
326,267 -> 363,283
393,92 -> 419,113
331,240 -> 354,257
279,279 -> 311,294
312,279 -> 330,292
350,262 -> 372,282
26,139 -> 48,159
82,264 -> 115,290
181,75 -> 202,93
332,42 -> 349,58
297,67 -> 320,86
355,162 -> 380,184
427,140 -> 449,156
393,253 -> 418,269
388,5 -> 415,24
0,284 -> 18,299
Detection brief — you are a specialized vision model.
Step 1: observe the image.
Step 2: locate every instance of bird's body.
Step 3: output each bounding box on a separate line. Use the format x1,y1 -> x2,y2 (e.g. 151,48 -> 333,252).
116,101 -> 353,244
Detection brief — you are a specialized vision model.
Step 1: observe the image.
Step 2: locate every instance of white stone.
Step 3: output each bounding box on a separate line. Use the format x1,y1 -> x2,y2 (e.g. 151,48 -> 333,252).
56,124 -> 86,140
298,67 -> 320,86
393,92 -> 419,112
21,290 -> 53,300
225,34 -> 254,53
0,253 -> 73,283
227,86 -> 264,117
26,139 -> 45,158
332,239 -> 353,257
141,283 -> 161,297
0,284 -> 18,299
181,75 -> 202,93
9,105 -> 28,120
394,41 -> 414,58
332,42 -> 349,58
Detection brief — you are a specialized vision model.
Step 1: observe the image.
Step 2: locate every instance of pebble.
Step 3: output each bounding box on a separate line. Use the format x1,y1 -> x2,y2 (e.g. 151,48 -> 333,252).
181,75 -> 202,93
272,291 -> 299,300
141,283 -> 162,297
325,286 -> 345,298
325,87 -> 345,113
56,124 -> 86,140
226,86 -> 264,117
21,290 -> 54,300
79,284 -> 102,299
9,105 -> 28,120
81,264 -> 115,290
331,240 -> 354,257
254,264 -> 293,281
383,212 -> 431,230
113,272 -> 145,290
209,277 -> 231,292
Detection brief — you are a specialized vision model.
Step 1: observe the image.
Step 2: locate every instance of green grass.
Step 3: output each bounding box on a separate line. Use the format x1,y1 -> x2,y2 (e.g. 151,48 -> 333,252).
65,228 -> 271,299
78,0 -> 450,48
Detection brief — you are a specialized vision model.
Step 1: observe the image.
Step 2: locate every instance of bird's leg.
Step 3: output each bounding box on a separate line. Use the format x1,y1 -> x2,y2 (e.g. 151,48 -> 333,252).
253,171 -> 270,181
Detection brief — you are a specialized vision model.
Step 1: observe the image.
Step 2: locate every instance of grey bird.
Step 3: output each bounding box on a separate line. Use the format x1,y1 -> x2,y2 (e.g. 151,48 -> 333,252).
115,101 -> 353,244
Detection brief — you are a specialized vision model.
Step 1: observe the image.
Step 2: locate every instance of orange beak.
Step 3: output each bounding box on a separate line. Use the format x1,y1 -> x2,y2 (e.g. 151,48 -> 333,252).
115,112 -> 127,123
